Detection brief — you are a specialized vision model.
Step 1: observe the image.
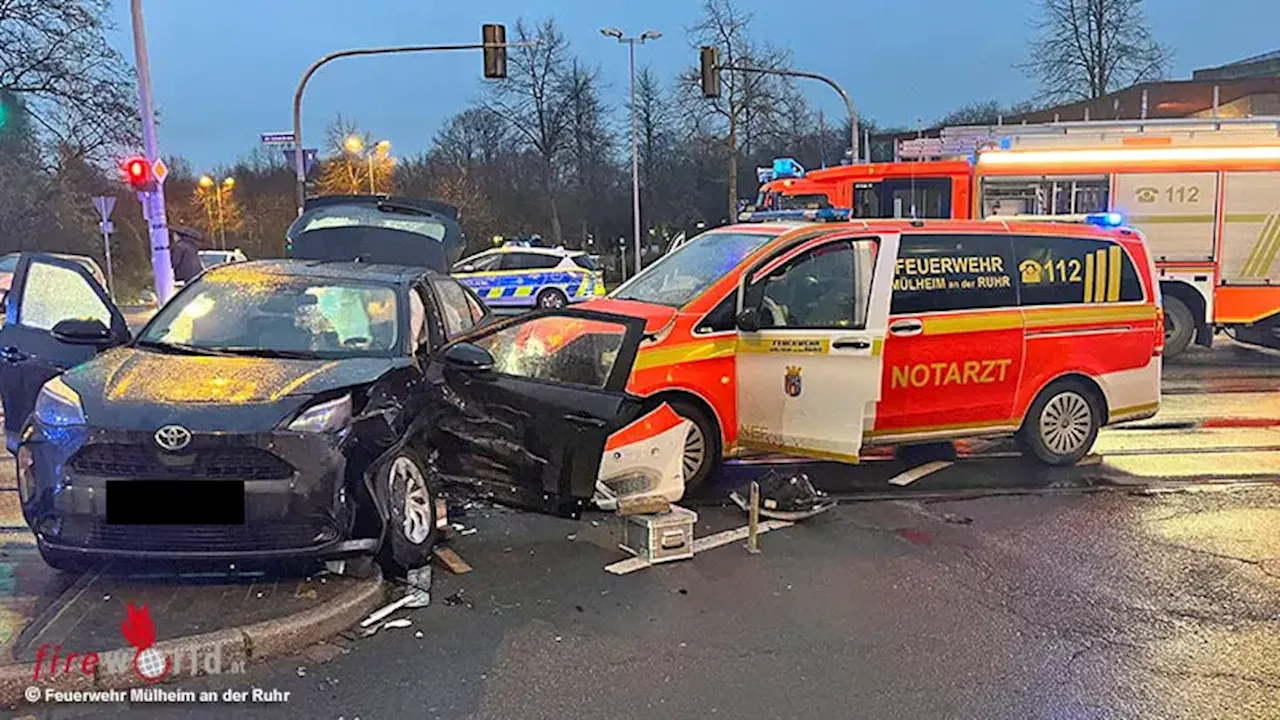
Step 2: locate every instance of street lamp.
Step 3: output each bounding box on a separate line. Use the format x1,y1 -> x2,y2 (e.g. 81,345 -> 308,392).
601,27 -> 661,277
198,174 -> 235,250
344,135 -> 392,194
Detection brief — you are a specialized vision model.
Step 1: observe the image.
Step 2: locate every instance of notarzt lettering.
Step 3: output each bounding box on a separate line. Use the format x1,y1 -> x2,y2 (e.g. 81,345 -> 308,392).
889,359 -> 1014,389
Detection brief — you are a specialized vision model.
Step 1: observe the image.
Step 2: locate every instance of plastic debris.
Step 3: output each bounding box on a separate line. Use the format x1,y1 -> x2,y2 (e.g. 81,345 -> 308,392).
296,666 -> 306,677
442,590 -> 474,609
360,594 -> 416,628
730,470 -> 835,520
566,533 -> 577,541
403,566 -> 432,608
460,528 -> 478,536
415,630 -> 424,638
382,618 -> 412,630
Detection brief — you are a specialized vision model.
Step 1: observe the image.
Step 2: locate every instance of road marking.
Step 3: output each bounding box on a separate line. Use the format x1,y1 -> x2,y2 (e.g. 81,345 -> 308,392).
887,460 -> 953,486
1103,450 -> 1280,479
604,520 -> 794,576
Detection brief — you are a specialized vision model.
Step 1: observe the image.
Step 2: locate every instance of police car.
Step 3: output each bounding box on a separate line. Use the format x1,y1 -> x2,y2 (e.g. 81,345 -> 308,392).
452,245 -> 605,309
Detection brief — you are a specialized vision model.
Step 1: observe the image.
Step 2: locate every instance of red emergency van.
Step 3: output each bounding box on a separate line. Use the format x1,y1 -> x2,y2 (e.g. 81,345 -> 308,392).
587,214 -> 1164,488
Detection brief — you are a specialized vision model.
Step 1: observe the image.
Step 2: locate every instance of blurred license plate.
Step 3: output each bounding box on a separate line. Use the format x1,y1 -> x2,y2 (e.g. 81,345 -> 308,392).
106,480 -> 245,525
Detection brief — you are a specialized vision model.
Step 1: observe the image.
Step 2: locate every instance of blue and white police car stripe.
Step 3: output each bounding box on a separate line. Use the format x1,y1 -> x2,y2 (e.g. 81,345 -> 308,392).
456,270 -> 594,304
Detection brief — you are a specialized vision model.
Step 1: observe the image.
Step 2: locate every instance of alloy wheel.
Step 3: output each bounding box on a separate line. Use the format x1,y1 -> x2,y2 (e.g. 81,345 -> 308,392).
1038,392 -> 1093,456
682,422 -> 707,480
391,456 -> 432,545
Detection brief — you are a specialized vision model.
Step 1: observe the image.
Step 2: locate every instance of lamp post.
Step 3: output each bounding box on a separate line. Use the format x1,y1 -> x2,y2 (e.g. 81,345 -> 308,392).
198,175 -> 235,250
601,27 -> 660,276
343,136 -> 392,194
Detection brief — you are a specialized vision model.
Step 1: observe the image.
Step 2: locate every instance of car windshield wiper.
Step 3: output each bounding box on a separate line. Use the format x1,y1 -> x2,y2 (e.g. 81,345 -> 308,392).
218,347 -> 320,360
135,339 -> 232,357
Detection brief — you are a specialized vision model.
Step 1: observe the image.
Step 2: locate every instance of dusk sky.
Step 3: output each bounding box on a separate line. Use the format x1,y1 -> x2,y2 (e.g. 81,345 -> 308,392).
106,1 -> 1279,170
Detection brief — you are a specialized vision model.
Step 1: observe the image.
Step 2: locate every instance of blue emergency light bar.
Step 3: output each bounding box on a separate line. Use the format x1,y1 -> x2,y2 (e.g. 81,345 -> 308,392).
738,208 -> 851,223
756,157 -> 806,184
1085,212 -> 1125,228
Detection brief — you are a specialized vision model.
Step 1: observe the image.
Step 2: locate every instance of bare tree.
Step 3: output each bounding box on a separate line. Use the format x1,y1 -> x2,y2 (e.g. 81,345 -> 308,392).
1022,0 -> 1172,103
483,18 -> 580,244
682,0 -> 799,218
0,0 -> 138,164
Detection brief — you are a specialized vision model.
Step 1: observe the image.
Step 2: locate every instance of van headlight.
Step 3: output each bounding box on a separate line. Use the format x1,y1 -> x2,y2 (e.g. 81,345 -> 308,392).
287,394 -> 352,433
34,377 -> 85,426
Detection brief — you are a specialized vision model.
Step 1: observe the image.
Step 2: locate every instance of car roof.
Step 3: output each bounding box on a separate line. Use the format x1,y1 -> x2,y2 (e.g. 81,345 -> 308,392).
485,246 -> 582,256
205,259 -> 431,285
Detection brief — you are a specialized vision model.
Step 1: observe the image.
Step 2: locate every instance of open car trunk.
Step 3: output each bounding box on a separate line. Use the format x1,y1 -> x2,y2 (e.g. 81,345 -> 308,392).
286,196 -> 466,273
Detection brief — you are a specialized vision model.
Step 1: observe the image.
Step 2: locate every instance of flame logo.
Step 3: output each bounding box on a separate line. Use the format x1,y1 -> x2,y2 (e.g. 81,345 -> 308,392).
121,602 -> 170,683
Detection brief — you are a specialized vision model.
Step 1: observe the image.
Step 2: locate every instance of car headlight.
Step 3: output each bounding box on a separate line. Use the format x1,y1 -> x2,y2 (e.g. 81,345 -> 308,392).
287,394 -> 352,433
33,377 -> 85,426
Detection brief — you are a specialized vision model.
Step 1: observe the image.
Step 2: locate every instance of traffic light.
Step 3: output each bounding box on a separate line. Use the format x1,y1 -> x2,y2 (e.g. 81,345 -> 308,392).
700,47 -> 720,98
123,156 -> 154,191
482,24 -> 507,79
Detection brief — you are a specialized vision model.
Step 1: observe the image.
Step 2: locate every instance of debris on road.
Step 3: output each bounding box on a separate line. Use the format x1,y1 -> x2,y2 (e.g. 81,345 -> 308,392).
403,565 -> 432,608
730,470 -> 835,521
442,590 -> 474,609
942,512 -> 973,525
382,618 -> 412,630
434,546 -> 473,575
361,594 -> 417,628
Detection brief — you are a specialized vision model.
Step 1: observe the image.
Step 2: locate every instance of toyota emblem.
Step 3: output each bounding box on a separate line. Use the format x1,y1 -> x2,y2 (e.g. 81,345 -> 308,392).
154,425 -> 192,452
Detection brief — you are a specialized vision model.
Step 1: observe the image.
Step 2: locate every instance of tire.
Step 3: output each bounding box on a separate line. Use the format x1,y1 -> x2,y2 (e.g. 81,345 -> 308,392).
375,448 -> 438,577
1017,380 -> 1103,466
1163,295 -> 1195,358
536,288 -> 568,309
666,398 -> 722,492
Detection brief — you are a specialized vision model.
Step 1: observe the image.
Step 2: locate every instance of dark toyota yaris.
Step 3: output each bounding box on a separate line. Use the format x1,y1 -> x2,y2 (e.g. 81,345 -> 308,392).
0,199 -> 652,574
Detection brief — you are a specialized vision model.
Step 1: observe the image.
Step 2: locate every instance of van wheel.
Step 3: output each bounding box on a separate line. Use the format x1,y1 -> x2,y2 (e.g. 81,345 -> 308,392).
667,398 -> 721,492
1017,380 -> 1101,465
375,448 -> 438,577
1163,296 -> 1195,358
536,288 -> 568,309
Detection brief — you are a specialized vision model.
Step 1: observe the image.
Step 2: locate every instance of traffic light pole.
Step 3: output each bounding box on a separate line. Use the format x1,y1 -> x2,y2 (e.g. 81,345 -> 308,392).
719,63 -> 860,164
291,38 -> 534,214
130,0 -> 175,303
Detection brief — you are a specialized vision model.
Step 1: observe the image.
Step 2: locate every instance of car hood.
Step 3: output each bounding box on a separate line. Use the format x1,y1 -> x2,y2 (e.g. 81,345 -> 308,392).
63,347 -> 407,432
581,298 -> 678,334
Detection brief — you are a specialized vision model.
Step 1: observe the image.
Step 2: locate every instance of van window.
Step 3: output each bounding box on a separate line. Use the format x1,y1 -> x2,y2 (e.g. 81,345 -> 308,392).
890,235 -> 1017,314
697,292 -> 738,333
1013,236 -> 1145,305
758,239 -> 878,329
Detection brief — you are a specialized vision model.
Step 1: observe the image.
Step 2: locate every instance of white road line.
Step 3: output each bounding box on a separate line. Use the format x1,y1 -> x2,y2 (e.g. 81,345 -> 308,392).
604,520 -> 794,576
887,460 -> 953,487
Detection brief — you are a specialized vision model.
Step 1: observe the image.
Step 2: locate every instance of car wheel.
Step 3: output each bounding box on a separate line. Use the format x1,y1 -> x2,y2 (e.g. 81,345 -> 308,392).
536,288 -> 568,309
1017,380 -> 1102,466
667,398 -> 721,492
1163,295 -> 1195,358
375,448 -> 438,576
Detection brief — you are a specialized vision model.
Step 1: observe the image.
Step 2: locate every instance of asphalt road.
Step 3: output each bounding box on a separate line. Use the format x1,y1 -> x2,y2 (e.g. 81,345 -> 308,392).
13,331 -> 1280,720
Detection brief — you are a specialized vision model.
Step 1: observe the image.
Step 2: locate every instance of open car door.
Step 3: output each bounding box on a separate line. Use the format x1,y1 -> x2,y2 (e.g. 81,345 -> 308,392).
428,308 -> 648,518
0,254 -> 129,451
733,230 -> 899,463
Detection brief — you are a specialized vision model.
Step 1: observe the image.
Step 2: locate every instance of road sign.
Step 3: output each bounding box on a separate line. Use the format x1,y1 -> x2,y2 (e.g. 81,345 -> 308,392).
282,148 -> 319,177
152,158 -> 169,184
261,132 -> 296,145
92,195 -> 116,222
99,220 -> 114,234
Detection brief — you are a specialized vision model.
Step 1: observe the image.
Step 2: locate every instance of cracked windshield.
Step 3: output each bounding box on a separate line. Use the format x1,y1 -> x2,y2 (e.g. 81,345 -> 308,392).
0,0 -> 1277,718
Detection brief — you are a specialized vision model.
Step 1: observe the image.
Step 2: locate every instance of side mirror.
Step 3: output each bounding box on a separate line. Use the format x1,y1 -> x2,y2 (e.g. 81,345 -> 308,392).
736,307 -> 762,332
442,342 -> 494,372
51,318 -> 116,345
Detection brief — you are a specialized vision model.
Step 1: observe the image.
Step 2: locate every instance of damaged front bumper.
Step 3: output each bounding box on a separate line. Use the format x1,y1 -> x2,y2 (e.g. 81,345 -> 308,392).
19,421 -> 369,562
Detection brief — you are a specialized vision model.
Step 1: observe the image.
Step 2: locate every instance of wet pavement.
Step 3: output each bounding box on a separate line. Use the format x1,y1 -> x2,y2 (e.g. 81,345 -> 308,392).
7,336 -> 1280,718
59,483 -> 1280,720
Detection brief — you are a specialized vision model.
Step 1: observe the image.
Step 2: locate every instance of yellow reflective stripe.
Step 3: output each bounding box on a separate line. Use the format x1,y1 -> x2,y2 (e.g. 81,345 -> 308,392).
738,438 -> 861,464
1024,304 -> 1154,327
632,338 -> 736,372
513,286 -> 535,297
921,312 -> 1021,335
871,337 -> 884,357
1083,252 -> 1095,304
1254,213 -> 1280,278
1242,213 -> 1279,278
1106,245 -> 1121,302
485,287 -> 504,299
1093,247 -> 1107,303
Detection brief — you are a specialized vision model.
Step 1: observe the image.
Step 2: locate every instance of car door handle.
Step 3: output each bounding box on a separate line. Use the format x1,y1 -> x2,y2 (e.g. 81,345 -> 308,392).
0,346 -> 25,363
889,319 -> 923,337
832,339 -> 871,350
565,413 -> 607,428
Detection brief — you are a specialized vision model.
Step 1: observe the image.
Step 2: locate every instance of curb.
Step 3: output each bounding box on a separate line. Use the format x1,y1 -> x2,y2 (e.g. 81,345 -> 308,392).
0,571 -> 386,707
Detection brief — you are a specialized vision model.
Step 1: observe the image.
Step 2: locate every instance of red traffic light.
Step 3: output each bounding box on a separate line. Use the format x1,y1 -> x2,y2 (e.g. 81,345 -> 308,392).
123,156 -> 152,190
